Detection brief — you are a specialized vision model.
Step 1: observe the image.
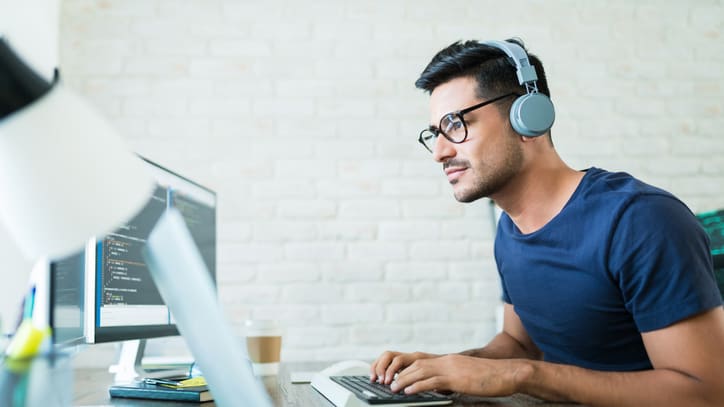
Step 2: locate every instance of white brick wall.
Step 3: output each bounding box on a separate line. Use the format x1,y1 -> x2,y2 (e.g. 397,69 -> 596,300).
61,0 -> 724,367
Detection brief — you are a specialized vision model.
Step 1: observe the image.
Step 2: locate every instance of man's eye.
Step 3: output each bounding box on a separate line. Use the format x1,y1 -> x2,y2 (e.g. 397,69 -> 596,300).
443,118 -> 462,133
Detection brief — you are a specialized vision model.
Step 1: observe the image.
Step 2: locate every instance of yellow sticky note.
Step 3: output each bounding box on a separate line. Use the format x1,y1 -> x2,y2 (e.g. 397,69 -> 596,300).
177,377 -> 207,387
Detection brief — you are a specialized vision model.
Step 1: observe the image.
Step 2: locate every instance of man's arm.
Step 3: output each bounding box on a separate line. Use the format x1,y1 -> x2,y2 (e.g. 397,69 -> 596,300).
518,306 -> 724,406
392,307 -> 724,407
370,303 -> 540,384
459,303 -> 542,360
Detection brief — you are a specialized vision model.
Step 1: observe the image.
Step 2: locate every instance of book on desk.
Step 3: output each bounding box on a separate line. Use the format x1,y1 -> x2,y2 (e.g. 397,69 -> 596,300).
109,381 -> 212,402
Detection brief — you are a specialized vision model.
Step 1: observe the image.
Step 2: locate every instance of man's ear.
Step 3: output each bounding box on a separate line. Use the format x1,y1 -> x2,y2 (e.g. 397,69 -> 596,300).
519,132 -> 547,142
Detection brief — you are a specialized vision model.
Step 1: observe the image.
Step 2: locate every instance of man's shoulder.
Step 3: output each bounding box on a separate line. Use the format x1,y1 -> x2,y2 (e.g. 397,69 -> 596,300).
578,167 -> 679,207
566,167 -> 696,234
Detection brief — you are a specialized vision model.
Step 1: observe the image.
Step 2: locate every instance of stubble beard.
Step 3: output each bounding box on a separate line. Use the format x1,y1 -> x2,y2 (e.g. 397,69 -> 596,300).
451,139 -> 523,203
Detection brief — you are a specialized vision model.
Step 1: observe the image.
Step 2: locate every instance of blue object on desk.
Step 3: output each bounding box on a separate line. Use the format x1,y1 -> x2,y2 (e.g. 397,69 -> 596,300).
110,380 -> 212,402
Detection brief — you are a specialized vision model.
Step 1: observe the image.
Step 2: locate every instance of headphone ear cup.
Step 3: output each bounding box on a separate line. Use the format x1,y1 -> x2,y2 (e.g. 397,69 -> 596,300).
509,93 -> 555,137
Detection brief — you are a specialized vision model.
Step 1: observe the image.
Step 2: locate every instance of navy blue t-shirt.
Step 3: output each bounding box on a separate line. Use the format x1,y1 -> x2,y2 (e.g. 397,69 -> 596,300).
495,168 -> 722,371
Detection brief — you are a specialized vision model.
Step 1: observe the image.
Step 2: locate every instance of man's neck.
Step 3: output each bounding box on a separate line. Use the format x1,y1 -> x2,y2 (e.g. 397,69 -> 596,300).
492,160 -> 584,235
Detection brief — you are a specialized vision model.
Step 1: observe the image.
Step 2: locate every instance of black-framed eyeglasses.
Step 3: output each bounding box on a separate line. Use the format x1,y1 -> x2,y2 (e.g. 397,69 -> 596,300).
418,92 -> 518,153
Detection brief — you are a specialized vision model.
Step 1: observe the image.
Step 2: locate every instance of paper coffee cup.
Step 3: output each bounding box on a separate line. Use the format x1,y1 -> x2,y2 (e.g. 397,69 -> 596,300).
244,320 -> 282,376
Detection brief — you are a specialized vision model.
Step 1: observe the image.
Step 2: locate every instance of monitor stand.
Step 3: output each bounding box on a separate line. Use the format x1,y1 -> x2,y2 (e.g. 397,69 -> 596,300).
109,339 -> 191,383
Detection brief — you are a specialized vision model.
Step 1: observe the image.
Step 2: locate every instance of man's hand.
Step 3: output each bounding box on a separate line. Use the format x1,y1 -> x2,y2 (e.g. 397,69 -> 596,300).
388,354 -> 526,397
369,351 -> 440,385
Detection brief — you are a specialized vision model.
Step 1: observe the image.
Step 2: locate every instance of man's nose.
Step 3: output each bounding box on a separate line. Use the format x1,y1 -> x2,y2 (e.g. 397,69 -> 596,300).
432,136 -> 456,163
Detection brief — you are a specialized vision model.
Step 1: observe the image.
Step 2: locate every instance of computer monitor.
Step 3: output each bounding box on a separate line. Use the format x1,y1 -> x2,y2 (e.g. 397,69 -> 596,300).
49,249 -> 86,348
696,209 -> 724,299
83,157 -> 217,380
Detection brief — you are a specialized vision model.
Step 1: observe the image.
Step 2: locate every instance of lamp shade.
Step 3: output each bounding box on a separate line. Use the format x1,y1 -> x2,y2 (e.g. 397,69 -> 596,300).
0,37 -> 154,260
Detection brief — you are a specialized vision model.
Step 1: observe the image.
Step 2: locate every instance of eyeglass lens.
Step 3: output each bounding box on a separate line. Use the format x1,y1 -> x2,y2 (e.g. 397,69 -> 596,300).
440,114 -> 466,142
420,114 -> 466,152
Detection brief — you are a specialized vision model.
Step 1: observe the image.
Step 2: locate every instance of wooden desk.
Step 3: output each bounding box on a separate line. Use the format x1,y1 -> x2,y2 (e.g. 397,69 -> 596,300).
74,361 -> 579,406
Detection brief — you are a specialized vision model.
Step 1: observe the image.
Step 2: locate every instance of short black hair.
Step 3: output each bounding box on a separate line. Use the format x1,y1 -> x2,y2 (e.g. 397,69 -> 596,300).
415,38 -> 550,110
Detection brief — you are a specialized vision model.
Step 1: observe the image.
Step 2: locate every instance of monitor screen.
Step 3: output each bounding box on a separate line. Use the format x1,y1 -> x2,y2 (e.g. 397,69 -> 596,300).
84,157 -> 216,343
50,249 -> 86,347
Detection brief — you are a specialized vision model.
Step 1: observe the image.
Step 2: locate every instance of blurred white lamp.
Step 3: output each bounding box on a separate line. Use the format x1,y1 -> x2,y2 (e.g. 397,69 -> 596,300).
0,36 -> 154,261
0,35 -> 154,346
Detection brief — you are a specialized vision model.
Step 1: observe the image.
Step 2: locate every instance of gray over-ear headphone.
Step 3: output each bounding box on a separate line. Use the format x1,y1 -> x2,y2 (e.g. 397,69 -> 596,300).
483,40 -> 555,137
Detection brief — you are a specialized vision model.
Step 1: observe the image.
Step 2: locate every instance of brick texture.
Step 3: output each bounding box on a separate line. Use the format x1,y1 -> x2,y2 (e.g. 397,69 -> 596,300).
61,0 -> 724,367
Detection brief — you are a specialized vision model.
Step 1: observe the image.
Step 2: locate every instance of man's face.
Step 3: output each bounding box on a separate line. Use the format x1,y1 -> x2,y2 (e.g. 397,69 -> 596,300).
429,76 -> 523,203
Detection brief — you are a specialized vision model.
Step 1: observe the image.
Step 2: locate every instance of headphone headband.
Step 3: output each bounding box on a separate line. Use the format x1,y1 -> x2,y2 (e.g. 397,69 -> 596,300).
482,40 -> 538,85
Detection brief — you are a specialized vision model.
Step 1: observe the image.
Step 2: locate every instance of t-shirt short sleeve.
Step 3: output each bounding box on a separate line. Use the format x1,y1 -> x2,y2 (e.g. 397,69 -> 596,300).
608,194 -> 722,332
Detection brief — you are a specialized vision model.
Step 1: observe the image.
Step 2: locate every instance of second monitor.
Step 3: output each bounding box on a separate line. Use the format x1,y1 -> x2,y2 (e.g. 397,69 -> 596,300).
83,157 -> 217,380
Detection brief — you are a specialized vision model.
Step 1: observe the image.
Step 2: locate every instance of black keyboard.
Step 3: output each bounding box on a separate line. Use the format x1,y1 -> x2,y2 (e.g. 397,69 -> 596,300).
329,375 -> 452,405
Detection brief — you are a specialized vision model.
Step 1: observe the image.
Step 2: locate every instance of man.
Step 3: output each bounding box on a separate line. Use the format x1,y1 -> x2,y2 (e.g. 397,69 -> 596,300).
370,39 -> 724,406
